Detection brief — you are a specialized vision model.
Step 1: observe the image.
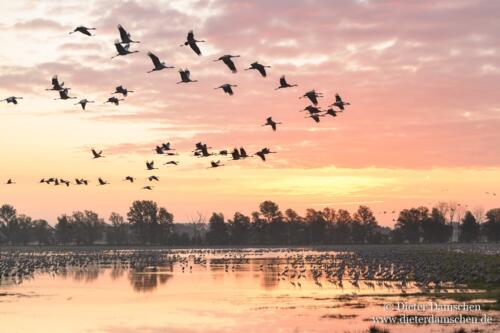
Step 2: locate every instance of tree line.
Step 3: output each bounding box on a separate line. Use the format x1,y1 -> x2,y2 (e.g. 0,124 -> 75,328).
0,200 -> 498,246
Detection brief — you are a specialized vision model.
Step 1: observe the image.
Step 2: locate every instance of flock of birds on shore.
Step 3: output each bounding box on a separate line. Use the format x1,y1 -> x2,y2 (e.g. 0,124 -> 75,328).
1,25 -> 350,190
1,247 -> 499,291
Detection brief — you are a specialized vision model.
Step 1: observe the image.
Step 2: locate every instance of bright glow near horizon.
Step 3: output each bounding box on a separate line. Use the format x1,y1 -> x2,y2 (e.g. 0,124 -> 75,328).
0,0 -> 499,225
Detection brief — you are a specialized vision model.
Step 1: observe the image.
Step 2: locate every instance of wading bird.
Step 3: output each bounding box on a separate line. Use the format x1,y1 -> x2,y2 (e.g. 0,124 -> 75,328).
177,69 -> 197,83
275,76 -> 297,90
113,85 -> 133,97
262,117 -> 281,131
0,96 -> 23,104
91,149 -> 104,159
117,24 -> 140,44
181,30 -> 205,56
104,97 -> 124,105
69,26 -> 96,36
300,90 -> 323,105
329,93 -> 350,110
245,62 -> 271,77
112,41 -> 139,59
214,55 -> 240,73
54,89 -> 75,100
75,99 -> 94,110
214,84 -> 237,95
147,52 -> 174,73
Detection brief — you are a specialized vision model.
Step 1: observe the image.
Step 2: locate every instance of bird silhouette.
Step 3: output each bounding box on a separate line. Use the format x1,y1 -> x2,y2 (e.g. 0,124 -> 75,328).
146,161 -> 157,170
275,76 -> 297,90
111,41 -> 139,59
148,175 -> 159,181
262,117 -> 281,131
181,30 -> 205,56
46,75 -> 66,91
255,147 -> 276,161
177,69 -> 197,83
97,178 -> 109,186
104,96 -> 124,105
54,89 -> 75,100
161,143 -> 174,151
215,84 -> 237,95
91,149 -> 104,159
323,108 -> 341,117
147,52 -> 174,73
329,93 -> 350,110
113,85 -> 133,97
75,99 -> 94,110
142,185 -> 153,190
300,90 -> 323,105
245,62 -> 271,77
209,161 -> 224,168
69,26 -> 96,36
164,161 -> 179,165
302,105 -> 322,115
117,24 -> 140,44
124,176 -> 135,183
1,96 -> 23,104
5,179 -> 15,185
214,55 -> 240,73
306,114 -> 321,123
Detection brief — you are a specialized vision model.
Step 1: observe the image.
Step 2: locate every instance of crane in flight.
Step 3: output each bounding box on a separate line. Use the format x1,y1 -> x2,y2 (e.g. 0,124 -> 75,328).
124,176 -> 135,183
262,117 -> 281,131
147,52 -> 174,73
117,24 -> 140,44
0,96 -> 23,105
245,62 -> 271,77
75,99 -> 94,110
91,149 -> 104,159
5,179 -> 15,185
177,69 -> 197,83
209,161 -> 224,168
214,55 -> 240,73
142,186 -> 153,190
215,84 -> 237,95
181,30 -> 205,56
46,75 -> 66,91
69,26 -> 96,36
146,161 -> 157,170
300,90 -> 323,105
104,96 -> 124,105
54,89 -> 76,100
275,76 -> 297,90
329,93 -> 350,110
113,85 -> 133,97
111,41 -> 139,59
98,178 -> 109,186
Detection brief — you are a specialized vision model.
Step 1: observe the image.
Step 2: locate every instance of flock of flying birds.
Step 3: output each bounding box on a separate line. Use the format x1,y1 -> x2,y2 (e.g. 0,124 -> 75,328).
2,25 -> 350,190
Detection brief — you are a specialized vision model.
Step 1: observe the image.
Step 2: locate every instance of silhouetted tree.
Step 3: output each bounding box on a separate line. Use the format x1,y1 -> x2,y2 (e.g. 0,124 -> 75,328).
206,213 -> 228,245
0,204 -> 17,245
127,200 -> 174,245
332,209 -> 352,244
228,212 -> 251,245
395,207 -> 428,243
32,219 -> 54,245
352,206 -> 378,243
305,209 -> 327,244
460,211 -> 480,242
483,208 -> 500,242
107,212 -> 131,245
55,214 -> 73,244
421,208 -> 451,243
284,208 -> 306,245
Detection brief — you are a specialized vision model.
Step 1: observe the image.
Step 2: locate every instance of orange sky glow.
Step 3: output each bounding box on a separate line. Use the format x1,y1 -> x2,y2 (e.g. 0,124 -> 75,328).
0,0 -> 499,226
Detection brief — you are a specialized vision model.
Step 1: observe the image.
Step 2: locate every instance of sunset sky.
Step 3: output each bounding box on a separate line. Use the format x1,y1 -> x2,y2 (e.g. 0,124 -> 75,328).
0,0 -> 499,225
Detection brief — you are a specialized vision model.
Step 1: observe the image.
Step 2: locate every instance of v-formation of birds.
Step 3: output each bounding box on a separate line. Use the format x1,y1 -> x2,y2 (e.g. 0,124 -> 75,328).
2,25 -> 350,190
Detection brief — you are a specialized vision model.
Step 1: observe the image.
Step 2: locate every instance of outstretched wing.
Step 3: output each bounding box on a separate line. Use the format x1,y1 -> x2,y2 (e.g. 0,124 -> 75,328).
148,52 -> 161,67
118,24 -> 129,42
189,41 -> 202,56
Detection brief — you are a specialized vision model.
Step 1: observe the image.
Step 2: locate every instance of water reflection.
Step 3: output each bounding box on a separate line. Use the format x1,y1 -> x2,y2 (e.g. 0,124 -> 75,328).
128,272 -> 173,293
